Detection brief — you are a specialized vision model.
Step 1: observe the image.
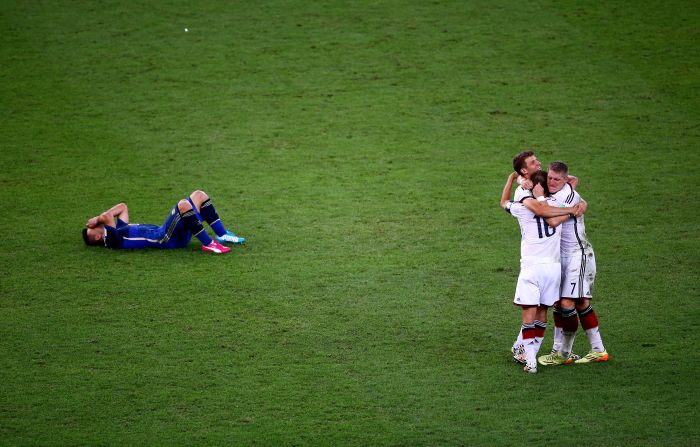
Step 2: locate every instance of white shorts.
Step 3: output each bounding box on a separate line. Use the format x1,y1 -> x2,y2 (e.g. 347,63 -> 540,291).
513,262 -> 561,307
560,253 -> 596,299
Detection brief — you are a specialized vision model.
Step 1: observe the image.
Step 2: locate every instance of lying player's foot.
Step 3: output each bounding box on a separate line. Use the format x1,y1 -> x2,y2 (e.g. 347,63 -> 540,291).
512,345 -> 526,365
216,231 -> 246,245
202,240 -> 231,254
538,352 -> 574,366
575,350 -> 609,364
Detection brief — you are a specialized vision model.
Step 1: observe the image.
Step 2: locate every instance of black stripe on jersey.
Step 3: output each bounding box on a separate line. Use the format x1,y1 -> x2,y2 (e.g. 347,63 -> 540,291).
565,184 -> 575,204
573,218 -> 587,298
578,252 -> 586,298
573,218 -> 585,254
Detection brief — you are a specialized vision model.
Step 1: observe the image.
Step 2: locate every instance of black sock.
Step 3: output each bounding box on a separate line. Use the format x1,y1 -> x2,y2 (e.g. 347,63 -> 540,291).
180,209 -> 212,245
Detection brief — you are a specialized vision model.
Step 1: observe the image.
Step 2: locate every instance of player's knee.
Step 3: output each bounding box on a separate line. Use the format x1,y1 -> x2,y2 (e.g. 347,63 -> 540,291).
177,199 -> 192,213
191,190 -> 208,202
575,299 -> 590,311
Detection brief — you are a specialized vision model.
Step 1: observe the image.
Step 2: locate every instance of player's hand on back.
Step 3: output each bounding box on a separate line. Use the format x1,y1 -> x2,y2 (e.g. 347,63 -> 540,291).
532,183 -> 544,197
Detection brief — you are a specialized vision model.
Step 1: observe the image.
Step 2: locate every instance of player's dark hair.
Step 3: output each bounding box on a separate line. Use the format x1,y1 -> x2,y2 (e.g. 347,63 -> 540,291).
530,170 -> 550,196
82,228 -> 100,246
82,228 -> 90,245
513,150 -> 535,175
549,161 -> 569,175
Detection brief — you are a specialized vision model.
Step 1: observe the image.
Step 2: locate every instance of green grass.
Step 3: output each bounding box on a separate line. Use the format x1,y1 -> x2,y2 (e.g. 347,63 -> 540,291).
1,0 -> 698,445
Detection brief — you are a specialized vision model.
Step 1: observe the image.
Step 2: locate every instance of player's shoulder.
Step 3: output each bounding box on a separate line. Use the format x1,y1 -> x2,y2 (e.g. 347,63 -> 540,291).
514,186 -> 532,202
104,225 -> 124,249
505,197 -> 535,216
552,183 -> 578,204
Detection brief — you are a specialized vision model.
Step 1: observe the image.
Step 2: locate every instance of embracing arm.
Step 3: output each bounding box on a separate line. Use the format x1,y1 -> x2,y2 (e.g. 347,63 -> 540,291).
567,175 -> 579,190
519,176 -> 533,190
500,172 -> 520,209
523,199 -> 580,218
546,215 -> 569,228
546,198 -> 586,227
545,197 -> 587,227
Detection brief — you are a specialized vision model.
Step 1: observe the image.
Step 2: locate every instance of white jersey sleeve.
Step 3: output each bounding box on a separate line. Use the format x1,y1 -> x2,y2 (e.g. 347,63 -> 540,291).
514,185 -> 532,202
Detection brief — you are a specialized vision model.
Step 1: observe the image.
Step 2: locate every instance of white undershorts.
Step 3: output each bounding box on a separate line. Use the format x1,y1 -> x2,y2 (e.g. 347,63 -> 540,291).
513,262 -> 561,307
560,253 -> 596,299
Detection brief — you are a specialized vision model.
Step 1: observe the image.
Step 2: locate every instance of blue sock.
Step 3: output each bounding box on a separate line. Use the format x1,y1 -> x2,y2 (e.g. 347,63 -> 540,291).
180,209 -> 212,245
199,199 -> 227,237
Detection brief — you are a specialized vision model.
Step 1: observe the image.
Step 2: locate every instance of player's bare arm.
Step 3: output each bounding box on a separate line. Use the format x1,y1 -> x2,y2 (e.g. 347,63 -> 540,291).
567,175 -> 578,189
518,176 -> 533,190
97,211 -> 116,227
111,202 -> 129,223
545,214 -> 569,228
500,172 -> 520,208
87,203 -> 128,228
546,197 -> 587,227
522,198 -> 580,218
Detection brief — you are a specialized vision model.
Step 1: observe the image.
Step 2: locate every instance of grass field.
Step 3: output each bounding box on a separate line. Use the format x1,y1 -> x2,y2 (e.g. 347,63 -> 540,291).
1,1 -> 698,445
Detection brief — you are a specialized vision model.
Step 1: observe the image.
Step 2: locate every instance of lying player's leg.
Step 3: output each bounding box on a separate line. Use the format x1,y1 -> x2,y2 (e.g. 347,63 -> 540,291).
177,199 -> 230,254
189,190 -> 245,244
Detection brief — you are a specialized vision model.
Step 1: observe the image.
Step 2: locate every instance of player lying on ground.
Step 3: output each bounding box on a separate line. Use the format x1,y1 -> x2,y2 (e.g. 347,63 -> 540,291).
537,162 -> 609,366
500,170 -> 583,373
82,190 -> 245,254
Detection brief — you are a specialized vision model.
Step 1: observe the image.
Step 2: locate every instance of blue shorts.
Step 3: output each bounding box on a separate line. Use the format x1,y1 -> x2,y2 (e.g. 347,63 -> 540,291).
158,198 -> 203,249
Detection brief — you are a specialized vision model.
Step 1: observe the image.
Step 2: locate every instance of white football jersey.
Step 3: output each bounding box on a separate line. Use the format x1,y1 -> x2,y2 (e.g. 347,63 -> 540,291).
514,185 -> 532,202
550,184 -> 594,258
505,199 -> 561,264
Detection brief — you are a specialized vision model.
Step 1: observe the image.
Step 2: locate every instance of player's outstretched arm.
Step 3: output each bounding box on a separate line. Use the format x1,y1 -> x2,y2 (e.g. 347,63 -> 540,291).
500,172 -> 519,209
